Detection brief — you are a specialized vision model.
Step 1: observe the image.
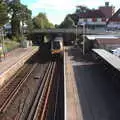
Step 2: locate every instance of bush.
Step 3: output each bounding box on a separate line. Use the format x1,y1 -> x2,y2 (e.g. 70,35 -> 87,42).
4,40 -> 20,52
12,36 -> 18,42
12,35 -> 25,42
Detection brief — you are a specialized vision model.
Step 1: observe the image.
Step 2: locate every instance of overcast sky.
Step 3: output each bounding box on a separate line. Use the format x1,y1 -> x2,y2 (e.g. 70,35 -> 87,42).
21,0 -> 120,24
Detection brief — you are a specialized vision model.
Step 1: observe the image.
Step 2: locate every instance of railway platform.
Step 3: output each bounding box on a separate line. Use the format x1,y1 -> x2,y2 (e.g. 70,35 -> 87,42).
64,46 -> 120,120
64,46 -> 96,120
64,47 -> 83,120
0,46 -> 39,87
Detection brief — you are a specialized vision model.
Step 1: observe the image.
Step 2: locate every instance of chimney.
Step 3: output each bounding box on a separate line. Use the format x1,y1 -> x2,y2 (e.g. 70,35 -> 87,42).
105,2 -> 109,7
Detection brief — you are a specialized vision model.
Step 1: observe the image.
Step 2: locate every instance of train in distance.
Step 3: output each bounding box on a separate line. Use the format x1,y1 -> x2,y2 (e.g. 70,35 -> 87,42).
51,37 -> 64,57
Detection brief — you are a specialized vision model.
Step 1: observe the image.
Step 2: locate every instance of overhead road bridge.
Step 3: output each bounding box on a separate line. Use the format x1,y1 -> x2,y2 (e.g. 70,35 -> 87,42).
32,28 -> 109,35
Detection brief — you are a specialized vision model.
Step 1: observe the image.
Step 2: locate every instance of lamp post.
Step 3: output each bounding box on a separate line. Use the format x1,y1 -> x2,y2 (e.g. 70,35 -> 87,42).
75,25 -> 77,44
82,23 -> 85,55
73,22 -> 79,46
73,24 -> 78,46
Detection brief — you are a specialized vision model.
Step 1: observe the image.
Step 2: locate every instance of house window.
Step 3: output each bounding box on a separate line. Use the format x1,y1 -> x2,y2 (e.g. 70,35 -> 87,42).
92,18 -> 97,22
118,14 -> 120,18
84,19 -> 87,22
102,18 -> 106,22
97,18 -> 101,22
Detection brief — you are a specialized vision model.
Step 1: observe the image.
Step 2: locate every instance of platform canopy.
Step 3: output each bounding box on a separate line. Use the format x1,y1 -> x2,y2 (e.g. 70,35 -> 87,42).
85,35 -> 119,40
92,48 -> 120,71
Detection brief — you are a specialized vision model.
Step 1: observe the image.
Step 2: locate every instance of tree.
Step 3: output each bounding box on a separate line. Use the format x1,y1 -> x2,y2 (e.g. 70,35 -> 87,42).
19,4 -> 33,34
55,24 -> 59,28
59,15 -> 75,28
76,5 -> 89,14
8,0 -> 32,38
0,1 -> 8,27
69,14 -> 79,26
33,13 -> 54,29
59,6 -> 90,28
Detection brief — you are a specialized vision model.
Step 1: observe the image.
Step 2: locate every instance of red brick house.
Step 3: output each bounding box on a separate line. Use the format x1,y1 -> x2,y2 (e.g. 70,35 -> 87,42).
78,2 -> 115,30
107,9 -> 120,30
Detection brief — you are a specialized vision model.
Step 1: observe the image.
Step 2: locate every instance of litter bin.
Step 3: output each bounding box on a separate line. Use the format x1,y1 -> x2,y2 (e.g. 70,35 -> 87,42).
21,40 -> 29,48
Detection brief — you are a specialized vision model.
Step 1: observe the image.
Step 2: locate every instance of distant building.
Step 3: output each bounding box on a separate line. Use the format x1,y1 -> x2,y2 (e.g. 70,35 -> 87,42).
4,22 -> 28,35
77,2 -> 115,31
4,23 -> 12,34
85,35 -> 120,51
107,9 -> 120,30
99,2 -> 115,18
78,10 -> 106,30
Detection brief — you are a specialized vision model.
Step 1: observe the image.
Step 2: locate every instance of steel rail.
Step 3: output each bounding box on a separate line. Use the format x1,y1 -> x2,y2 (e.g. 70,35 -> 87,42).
38,62 -> 56,120
27,62 -> 53,120
0,64 -> 29,92
0,63 -> 38,113
53,68 -> 60,120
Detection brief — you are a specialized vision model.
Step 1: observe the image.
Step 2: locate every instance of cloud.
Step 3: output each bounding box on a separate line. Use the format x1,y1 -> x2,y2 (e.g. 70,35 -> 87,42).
29,0 -> 120,24
30,0 -> 119,11
30,0 -> 75,11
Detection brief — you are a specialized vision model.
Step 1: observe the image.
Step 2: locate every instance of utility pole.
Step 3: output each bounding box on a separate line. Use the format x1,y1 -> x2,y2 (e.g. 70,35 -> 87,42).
82,23 -> 85,55
75,25 -> 78,46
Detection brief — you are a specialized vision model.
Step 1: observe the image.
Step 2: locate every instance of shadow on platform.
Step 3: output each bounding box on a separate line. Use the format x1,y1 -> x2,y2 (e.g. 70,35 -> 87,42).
68,47 -> 120,120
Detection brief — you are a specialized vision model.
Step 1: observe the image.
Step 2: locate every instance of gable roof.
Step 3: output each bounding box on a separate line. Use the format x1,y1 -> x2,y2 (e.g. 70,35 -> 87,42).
79,10 -> 106,18
107,9 -> 120,24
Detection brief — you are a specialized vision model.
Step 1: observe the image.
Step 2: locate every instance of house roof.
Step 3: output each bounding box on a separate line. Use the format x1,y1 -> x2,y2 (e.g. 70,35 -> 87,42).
107,8 -> 120,24
96,38 -> 120,45
85,35 -> 119,40
79,10 -> 106,18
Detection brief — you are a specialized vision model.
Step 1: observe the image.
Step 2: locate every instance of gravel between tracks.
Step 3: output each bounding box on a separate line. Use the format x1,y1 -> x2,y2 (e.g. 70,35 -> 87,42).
0,63 -> 49,120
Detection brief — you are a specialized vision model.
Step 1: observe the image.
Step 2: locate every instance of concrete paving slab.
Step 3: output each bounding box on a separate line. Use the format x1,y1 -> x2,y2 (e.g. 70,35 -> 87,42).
0,46 -> 39,87
64,46 -> 120,120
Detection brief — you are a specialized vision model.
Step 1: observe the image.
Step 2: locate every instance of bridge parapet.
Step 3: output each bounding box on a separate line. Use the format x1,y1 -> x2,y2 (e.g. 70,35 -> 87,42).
33,28 -> 82,34
32,28 -> 115,35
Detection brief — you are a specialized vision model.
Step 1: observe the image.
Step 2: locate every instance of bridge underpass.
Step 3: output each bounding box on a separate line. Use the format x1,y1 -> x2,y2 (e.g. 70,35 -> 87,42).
30,31 -> 77,45
30,28 -> 116,46
32,28 -> 108,34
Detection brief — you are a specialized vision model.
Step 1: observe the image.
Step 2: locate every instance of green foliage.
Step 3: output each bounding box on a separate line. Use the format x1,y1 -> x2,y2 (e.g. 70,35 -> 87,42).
59,15 -> 75,28
12,35 -> 25,42
0,2 -> 9,27
33,13 -> 54,29
4,40 -> 20,52
69,14 -> 79,26
55,24 -> 59,28
8,1 -> 32,37
58,5 -> 89,28
12,36 -> 18,41
76,5 -> 89,14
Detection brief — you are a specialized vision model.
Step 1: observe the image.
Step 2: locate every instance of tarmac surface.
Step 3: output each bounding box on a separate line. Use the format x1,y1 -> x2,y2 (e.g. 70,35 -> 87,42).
65,47 -> 120,120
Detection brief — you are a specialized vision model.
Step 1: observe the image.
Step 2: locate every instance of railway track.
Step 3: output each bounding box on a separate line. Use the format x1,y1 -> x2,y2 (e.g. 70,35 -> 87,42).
0,63 -> 38,113
45,60 -> 64,120
27,61 -> 56,120
0,49 -> 64,120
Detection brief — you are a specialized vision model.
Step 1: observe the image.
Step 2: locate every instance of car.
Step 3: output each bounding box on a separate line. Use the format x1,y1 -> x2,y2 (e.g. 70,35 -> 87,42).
112,48 -> 120,57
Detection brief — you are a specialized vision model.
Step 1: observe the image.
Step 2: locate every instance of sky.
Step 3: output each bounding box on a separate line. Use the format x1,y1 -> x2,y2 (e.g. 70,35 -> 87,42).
21,0 -> 120,25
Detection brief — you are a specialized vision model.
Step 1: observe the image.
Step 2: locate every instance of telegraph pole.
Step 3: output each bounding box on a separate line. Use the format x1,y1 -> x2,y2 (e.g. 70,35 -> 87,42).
82,23 -> 85,55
